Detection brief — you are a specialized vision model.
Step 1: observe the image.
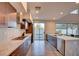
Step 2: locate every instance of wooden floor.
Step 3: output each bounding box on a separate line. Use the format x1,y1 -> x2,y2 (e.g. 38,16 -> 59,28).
26,40 -> 62,56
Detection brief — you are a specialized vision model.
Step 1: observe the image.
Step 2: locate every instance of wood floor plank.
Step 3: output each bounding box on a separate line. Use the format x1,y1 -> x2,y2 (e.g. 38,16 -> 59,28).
26,41 -> 62,56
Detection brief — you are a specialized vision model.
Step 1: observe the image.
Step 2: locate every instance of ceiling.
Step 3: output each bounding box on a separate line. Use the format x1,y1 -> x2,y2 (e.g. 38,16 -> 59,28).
28,2 -> 79,20
56,14 -> 79,23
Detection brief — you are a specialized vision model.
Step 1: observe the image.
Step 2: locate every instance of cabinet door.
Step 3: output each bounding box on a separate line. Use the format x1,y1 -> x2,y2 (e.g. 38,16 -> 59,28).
10,43 -> 26,56
57,38 -> 65,55
65,40 -> 78,56
47,35 -> 57,48
52,37 -> 57,48
10,36 -> 31,56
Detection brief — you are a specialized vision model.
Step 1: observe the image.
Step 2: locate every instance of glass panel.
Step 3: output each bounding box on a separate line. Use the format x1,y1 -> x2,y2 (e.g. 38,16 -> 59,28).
72,24 -> 78,35
56,24 -> 67,35
56,23 -> 79,36
34,23 -> 44,40
56,24 -> 67,29
67,24 -> 73,35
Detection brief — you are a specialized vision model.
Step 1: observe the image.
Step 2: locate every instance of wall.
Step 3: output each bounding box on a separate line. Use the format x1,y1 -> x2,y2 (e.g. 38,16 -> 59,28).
45,20 -> 56,35
33,19 -> 56,35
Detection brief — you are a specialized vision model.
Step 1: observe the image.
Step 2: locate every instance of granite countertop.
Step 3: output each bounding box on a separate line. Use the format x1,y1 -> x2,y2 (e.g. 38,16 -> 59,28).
0,34 -> 31,56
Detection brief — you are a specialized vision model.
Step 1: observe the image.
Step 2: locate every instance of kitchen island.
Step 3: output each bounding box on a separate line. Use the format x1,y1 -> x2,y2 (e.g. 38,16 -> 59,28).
46,34 -> 79,56
57,35 -> 79,56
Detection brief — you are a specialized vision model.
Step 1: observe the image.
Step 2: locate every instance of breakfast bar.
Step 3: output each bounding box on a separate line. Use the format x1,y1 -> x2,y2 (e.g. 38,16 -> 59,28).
46,33 -> 79,56
57,35 -> 79,56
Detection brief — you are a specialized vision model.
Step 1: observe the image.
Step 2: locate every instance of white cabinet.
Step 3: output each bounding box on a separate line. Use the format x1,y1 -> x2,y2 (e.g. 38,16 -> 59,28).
57,38 -> 65,55
57,36 -> 79,56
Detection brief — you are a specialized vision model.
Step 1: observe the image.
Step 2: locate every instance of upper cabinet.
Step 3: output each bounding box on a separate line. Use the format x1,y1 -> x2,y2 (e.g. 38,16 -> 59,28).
0,2 -> 16,14
9,2 -> 27,14
0,2 -> 16,27
9,2 -> 33,23
0,2 -> 33,28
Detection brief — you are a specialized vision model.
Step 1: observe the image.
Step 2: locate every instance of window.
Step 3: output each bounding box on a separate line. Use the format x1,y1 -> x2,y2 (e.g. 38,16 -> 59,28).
56,24 -> 67,35
67,24 -> 78,35
56,24 -> 79,36
70,9 -> 78,14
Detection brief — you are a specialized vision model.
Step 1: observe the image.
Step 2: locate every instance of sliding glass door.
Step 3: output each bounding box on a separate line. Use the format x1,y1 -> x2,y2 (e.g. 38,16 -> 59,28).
33,23 -> 45,40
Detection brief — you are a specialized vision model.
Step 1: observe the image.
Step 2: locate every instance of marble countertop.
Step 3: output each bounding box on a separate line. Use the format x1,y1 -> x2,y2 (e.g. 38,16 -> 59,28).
47,33 -> 79,40
0,34 -> 31,56
47,34 -> 57,37
57,35 -> 79,40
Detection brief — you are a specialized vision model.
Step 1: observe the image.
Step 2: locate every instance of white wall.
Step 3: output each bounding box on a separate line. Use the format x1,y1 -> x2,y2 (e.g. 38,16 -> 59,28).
45,20 -> 56,35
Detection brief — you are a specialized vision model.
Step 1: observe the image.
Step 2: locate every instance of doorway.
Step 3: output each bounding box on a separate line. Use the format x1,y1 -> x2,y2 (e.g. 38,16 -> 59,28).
33,23 -> 45,41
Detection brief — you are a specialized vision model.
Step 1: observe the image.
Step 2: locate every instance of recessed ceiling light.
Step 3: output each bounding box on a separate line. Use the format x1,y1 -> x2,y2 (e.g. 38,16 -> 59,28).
60,12 -> 63,15
53,17 -> 55,20
36,10 -> 39,14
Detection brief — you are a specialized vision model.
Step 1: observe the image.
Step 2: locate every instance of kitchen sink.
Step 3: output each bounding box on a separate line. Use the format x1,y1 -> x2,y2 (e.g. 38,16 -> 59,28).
13,36 -> 26,40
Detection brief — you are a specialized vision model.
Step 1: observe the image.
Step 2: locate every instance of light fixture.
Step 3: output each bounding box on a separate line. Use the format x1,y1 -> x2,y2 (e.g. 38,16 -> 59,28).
36,10 -> 39,14
60,12 -> 63,15
53,17 -> 56,20
35,6 -> 41,14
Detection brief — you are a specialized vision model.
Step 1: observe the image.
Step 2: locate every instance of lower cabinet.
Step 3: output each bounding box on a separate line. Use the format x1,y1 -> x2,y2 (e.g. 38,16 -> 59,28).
47,34 -> 57,48
57,38 -> 65,55
10,36 -> 31,56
